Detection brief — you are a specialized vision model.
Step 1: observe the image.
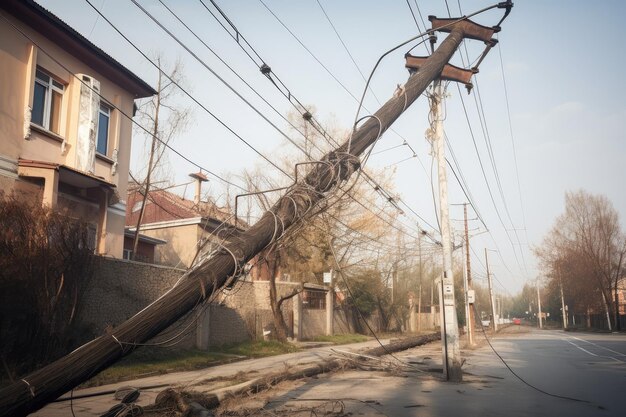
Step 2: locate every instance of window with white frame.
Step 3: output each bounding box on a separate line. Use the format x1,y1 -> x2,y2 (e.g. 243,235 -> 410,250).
96,103 -> 111,155
32,68 -> 64,134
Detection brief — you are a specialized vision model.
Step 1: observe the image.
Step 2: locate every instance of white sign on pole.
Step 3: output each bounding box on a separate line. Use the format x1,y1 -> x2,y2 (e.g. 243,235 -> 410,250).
323,271 -> 332,284
443,284 -> 455,306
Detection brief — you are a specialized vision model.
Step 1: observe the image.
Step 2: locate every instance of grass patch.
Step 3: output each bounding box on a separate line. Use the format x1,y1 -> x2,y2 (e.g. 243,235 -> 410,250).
310,334 -> 370,344
80,341 -> 300,388
80,347 -> 233,388
222,340 -> 300,358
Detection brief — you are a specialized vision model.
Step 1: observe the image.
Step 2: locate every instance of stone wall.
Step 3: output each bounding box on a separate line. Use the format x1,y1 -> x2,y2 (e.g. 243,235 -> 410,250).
81,257 -> 184,329
79,256 -> 198,348
81,258 -> 364,349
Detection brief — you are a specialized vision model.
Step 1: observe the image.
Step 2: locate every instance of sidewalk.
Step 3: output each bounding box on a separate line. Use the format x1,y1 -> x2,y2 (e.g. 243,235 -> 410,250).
32,338 -> 394,416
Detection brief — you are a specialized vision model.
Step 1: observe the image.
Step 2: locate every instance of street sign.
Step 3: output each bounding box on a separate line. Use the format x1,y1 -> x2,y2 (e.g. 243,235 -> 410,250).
323,271 -> 332,284
443,284 -> 455,306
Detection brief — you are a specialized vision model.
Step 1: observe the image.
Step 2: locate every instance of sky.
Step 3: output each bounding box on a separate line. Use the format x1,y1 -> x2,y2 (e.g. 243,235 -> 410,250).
33,0 -> 626,295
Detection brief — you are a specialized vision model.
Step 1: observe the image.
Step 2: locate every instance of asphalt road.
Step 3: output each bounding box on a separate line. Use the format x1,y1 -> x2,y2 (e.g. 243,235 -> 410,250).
31,328 -> 626,416
247,327 -> 626,416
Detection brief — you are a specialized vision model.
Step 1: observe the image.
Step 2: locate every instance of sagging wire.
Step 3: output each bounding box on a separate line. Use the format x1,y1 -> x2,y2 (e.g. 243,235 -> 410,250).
86,0 -> 294,181
347,37 -> 428,154
156,0 -> 324,163
326,232 -> 428,374
472,304 -> 593,405
15,3 -> 449,361
100,210 -> 249,350
163,155 -> 439,351
201,0 -> 438,238
348,1 -> 511,153
0,11 -> 247,192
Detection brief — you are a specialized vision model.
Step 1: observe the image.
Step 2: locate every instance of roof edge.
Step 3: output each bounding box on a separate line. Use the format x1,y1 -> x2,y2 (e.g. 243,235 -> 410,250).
3,0 -> 156,97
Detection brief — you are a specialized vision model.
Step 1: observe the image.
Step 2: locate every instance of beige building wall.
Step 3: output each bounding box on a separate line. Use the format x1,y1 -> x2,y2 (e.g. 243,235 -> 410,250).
141,224 -> 201,268
0,12 -> 145,258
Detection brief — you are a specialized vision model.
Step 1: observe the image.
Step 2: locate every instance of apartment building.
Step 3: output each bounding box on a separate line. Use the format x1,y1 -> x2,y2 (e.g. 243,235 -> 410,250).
0,0 -> 156,258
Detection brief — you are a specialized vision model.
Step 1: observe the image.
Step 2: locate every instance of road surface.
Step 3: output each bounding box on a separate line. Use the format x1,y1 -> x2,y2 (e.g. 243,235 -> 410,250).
231,327 -> 626,416
31,327 -> 626,416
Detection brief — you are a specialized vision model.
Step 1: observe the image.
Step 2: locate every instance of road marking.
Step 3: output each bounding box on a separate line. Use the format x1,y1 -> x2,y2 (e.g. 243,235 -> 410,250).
562,338 -> 624,363
570,336 -> 626,357
563,339 -> 598,357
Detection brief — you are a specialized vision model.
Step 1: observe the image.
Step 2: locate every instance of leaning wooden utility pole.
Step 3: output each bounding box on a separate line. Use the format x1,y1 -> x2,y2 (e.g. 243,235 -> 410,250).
0,5 -> 512,415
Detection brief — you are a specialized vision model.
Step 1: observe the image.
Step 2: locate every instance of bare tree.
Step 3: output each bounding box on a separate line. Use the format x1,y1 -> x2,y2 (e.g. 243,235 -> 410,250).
130,57 -> 190,260
536,190 -> 626,330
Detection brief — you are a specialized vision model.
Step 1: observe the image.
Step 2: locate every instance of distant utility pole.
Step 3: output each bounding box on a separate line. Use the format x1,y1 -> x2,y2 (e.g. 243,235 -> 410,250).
431,78 -> 462,382
463,203 -> 474,345
461,242 -> 471,344
496,296 -> 502,321
485,248 -> 497,332
417,232 -> 423,333
557,264 -> 567,329
537,282 -> 543,329
559,282 -> 567,329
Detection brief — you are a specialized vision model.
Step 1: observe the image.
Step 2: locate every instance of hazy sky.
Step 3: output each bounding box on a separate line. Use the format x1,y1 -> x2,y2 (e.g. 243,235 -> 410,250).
34,0 -> 626,294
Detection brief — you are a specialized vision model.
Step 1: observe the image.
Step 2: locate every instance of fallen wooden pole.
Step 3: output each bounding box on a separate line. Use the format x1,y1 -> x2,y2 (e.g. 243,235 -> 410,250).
361,333 -> 440,357
0,22 -> 471,417
167,332 -> 441,411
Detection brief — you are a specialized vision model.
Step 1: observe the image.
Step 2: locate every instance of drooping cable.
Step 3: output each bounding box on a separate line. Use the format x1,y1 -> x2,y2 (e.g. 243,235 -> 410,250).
201,0 -> 440,239
473,305 -> 592,405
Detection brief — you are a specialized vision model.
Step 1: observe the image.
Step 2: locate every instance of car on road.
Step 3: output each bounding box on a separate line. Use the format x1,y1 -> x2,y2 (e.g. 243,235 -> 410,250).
513,318 -> 521,325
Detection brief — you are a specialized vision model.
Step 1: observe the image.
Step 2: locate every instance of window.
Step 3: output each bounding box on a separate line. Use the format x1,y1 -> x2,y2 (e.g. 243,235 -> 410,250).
96,103 -> 110,155
32,68 -> 64,134
303,290 -> 326,310
123,249 -> 132,260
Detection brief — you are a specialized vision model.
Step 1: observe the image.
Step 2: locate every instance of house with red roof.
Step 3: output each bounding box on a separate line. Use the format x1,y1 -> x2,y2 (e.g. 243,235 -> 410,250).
125,172 -> 244,267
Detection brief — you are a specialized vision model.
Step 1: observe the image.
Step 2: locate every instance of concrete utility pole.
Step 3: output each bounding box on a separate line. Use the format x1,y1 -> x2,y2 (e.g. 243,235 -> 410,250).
463,203 -> 474,345
431,79 -> 462,382
485,248 -> 497,332
537,282 -> 543,329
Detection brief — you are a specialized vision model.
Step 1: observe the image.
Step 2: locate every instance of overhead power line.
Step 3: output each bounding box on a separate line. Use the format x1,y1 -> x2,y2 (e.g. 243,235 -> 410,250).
94,0 -> 430,245
84,0 -> 293,180
401,0 -> 524,283
201,0 -> 440,237
0,10 -> 248,192
155,0 -> 322,160
454,0 -> 529,277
